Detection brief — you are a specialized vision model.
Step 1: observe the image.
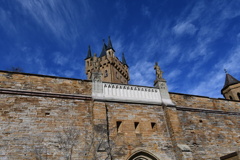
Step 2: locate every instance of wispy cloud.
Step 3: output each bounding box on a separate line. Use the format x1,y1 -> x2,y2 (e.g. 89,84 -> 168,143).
130,61 -> 155,86
53,52 -> 68,66
16,0 -> 90,42
173,22 -> 197,36
187,44 -> 240,98
141,5 -> 151,17
0,7 -> 17,35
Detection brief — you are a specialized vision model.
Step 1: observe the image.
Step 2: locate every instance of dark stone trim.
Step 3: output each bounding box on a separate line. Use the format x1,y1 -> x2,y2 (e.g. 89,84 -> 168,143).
169,92 -> 210,98
93,98 -> 162,106
0,88 -> 92,100
173,106 -> 240,115
220,152 -> 238,160
221,82 -> 240,94
170,92 -> 240,102
0,70 -> 91,82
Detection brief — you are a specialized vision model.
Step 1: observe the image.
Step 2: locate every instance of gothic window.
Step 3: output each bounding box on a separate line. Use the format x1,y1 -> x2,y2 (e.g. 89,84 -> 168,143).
237,92 -> 240,100
128,151 -> 159,160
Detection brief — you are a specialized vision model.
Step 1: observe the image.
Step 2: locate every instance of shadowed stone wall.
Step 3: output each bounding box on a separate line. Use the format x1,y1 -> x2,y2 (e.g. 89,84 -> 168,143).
170,93 -> 240,160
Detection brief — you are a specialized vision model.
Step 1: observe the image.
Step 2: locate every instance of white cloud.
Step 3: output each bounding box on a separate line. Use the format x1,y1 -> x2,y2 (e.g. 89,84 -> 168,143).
166,69 -> 182,80
16,0 -> 90,42
221,46 -> 240,75
53,52 -> 68,66
173,22 -> 197,36
141,5 -> 151,17
0,8 -> 17,35
187,44 -> 240,98
130,61 -> 155,86
165,45 -> 180,63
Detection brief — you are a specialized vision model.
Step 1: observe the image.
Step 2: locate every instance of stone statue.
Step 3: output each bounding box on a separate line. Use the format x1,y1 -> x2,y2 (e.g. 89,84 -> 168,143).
93,54 -> 100,71
154,62 -> 163,80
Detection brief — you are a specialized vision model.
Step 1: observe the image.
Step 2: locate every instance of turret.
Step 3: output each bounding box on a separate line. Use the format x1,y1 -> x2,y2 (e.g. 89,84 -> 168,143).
106,36 -> 115,57
85,37 -> 130,84
221,71 -> 240,100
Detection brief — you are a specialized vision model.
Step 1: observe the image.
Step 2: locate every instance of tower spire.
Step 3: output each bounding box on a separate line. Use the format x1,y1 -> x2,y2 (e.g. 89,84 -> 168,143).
122,52 -> 128,66
223,72 -> 239,89
85,45 -> 92,59
99,39 -> 107,57
107,36 -> 115,51
221,71 -> 240,100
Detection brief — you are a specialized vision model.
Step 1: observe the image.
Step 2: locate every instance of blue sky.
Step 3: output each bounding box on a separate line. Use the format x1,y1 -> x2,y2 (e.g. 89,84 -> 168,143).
0,0 -> 240,98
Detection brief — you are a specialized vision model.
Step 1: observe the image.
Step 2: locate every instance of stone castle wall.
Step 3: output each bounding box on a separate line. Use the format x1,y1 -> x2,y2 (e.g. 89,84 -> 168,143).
0,70 -> 239,160
0,71 -> 91,95
169,93 -> 240,160
0,94 -> 93,159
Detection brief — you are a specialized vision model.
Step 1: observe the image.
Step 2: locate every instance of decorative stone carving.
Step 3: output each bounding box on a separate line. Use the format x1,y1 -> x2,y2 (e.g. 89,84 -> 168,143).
92,72 -> 103,97
154,62 -> 164,81
92,54 -> 100,72
154,62 -> 175,106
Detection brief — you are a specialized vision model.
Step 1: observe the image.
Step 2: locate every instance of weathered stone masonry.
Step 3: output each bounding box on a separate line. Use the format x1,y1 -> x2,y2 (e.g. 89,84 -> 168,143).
0,70 -> 240,160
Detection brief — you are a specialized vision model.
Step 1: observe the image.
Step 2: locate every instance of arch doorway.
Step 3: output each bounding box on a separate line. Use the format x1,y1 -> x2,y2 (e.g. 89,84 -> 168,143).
127,150 -> 159,160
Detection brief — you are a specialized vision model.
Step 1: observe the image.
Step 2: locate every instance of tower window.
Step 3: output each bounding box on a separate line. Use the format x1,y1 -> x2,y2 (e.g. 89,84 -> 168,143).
104,70 -> 108,77
237,93 -> 240,100
229,96 -> 233,100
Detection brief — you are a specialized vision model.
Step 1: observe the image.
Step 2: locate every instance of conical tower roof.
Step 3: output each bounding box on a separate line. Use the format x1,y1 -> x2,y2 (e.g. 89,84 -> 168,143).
107,36 -> 115,51
85,45 -> 92,59
222,73 -> 239,89
99,40 -> 107,57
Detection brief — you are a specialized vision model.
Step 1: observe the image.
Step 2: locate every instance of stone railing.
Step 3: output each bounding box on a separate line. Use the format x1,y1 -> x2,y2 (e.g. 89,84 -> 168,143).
93,82 -> 162,104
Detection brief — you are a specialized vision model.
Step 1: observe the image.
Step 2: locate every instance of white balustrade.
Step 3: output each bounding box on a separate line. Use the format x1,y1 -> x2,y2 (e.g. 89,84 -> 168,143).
93,82 -> 163,104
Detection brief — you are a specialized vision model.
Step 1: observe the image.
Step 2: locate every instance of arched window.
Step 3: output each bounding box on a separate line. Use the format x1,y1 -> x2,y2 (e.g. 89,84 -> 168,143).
237,92 -> 240,100
229,96 -> 233,100
127,150 -> 159,160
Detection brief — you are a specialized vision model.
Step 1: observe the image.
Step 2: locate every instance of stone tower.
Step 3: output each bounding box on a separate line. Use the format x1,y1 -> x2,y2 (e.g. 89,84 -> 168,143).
221,72 -> 240,100
85,37 -> 130,84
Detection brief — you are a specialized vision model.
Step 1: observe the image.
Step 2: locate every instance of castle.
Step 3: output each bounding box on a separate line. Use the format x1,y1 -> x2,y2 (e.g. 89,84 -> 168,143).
0,37 -> 239,160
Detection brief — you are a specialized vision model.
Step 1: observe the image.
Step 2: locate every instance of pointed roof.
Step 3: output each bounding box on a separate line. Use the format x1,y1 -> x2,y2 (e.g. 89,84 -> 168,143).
85,45 -> 92,59
222,73 -> 239,89
122,52 -> 128,66
107,36 -> 115,51
99,40 -> 107,57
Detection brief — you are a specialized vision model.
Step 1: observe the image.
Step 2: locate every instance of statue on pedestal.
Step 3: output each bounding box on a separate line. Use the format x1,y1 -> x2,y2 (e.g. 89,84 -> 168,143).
154,62 -> 163,80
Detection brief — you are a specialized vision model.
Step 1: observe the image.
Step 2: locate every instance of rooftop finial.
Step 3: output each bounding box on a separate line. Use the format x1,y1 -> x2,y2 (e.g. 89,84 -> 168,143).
224,69 -> 228,74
